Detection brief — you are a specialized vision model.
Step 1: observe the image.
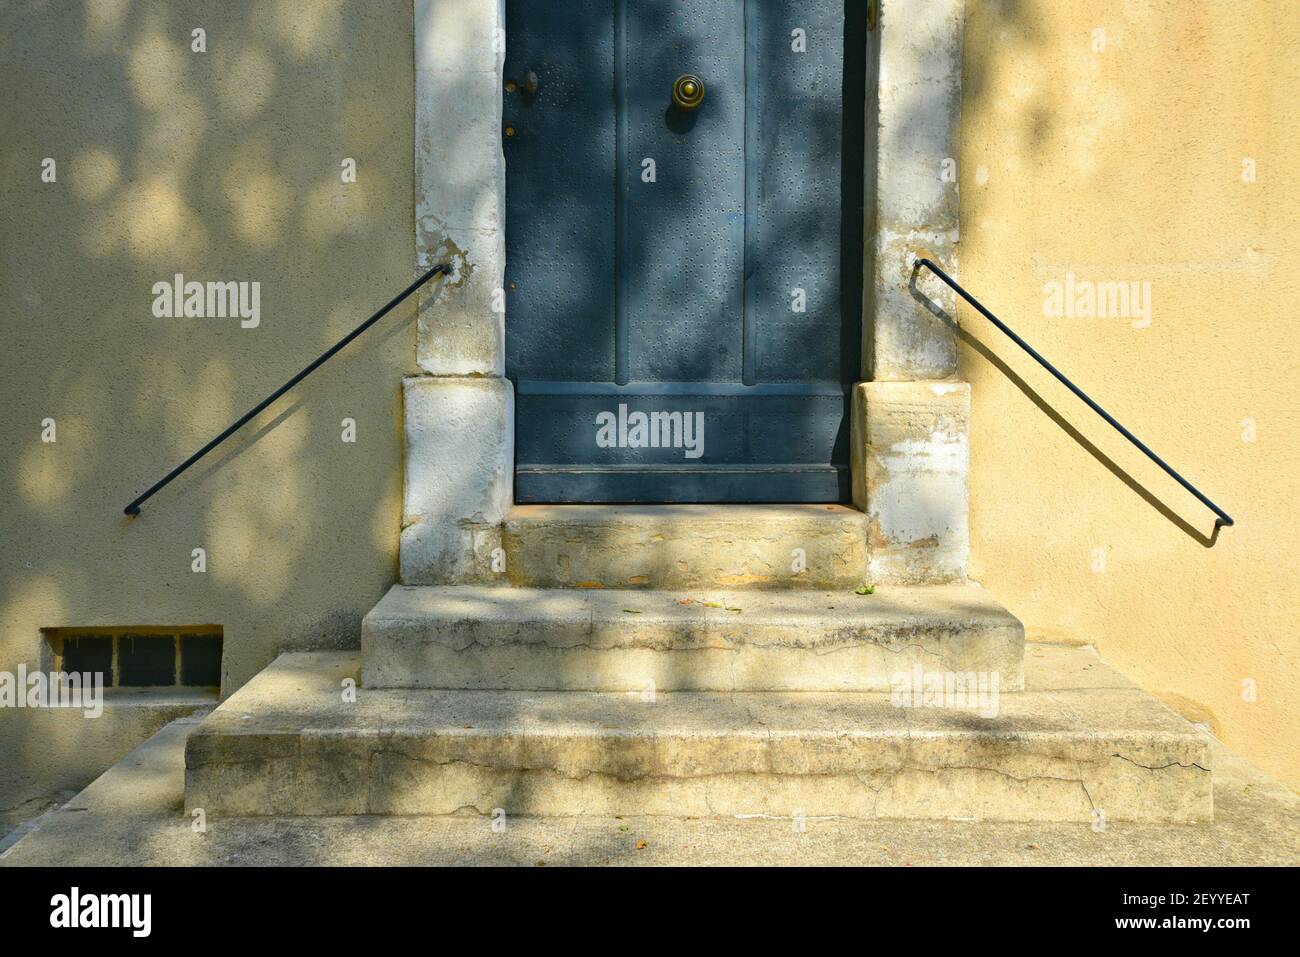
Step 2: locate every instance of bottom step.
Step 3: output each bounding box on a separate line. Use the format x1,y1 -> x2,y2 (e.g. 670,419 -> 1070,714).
184,646 -> 1211,823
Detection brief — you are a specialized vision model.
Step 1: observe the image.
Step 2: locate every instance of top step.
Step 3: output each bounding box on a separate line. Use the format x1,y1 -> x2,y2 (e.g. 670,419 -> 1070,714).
503,504 -> 867,591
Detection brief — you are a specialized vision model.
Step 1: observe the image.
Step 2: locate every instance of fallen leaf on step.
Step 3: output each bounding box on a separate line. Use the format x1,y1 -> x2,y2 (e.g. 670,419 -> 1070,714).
622,609 -> 642,614
635,840 -> 648,850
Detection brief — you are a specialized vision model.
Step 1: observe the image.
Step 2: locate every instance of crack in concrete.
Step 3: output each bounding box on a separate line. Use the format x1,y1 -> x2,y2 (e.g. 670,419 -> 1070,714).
1111,752 -> 1211,773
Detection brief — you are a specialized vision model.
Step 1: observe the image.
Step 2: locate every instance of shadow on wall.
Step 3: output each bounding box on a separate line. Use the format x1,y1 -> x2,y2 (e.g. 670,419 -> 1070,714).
0,1 -> 434,825
907,263 -> 1222,548
898,0 -> 1227,548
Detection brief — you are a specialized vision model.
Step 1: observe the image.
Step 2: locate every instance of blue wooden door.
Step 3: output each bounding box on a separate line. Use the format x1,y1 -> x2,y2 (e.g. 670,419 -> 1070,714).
505,1 -> 864,503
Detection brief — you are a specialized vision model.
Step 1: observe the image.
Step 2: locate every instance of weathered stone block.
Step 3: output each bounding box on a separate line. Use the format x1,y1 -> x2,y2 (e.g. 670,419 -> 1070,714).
415,226 -> 505,376
868,234 -> 958,381
416,0 -> 505,81
503,504 -> 868,591
400,376 -> 513,585
875,0 -> 963,232
852,381 -> 969,584
866,0 -> 963,380
415,0 -> 505,375
416,68 -> 504,235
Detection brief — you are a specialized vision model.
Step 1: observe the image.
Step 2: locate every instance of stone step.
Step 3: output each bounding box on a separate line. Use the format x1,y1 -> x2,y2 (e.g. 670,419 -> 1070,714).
502,504 -> 868,591
183,646 -> 1212,823
360,583 -> 1025,692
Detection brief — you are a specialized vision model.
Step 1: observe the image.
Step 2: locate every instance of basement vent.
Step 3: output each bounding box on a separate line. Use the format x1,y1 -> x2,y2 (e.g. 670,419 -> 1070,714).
42,626 -> 223,690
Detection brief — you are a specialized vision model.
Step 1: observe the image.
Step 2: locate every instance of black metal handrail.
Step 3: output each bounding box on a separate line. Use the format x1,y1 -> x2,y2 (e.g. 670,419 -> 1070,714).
123,263 -> 452,515
915,257 -> 1234,530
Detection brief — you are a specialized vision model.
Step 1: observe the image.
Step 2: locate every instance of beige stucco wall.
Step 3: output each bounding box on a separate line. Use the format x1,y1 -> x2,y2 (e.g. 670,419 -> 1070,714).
961,0 -> 1298,787
0,1 -> 415,825
2,0 -> 1295,831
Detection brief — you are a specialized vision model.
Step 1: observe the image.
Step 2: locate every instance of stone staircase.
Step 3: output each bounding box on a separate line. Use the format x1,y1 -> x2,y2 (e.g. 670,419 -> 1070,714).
183,505 -> 1212,823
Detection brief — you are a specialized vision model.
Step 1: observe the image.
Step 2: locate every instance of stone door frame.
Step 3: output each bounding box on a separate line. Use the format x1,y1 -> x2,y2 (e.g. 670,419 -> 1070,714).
404,0 -> 969,586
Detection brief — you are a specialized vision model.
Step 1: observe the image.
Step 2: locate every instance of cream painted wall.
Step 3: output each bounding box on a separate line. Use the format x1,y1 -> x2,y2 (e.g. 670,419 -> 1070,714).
0,1 -> 415,825
961,0 -> 1298,786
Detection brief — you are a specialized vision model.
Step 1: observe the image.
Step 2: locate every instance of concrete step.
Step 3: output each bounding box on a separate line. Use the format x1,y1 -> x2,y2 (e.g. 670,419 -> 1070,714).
13,714 -> 1294,866
502,504 -> 868,591
184,646 -> 1212,823
360,583 -> 1025,692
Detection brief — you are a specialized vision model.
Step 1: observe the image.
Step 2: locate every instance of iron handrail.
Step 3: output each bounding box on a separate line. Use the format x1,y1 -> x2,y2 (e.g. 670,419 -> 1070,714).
123,263 -> 452,515
915,257 -> 1234,530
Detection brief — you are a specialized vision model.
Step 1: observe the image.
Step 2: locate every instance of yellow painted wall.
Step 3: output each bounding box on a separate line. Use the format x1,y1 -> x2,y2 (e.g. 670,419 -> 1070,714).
961,0 -> 1299,786
0,1 -> 415,825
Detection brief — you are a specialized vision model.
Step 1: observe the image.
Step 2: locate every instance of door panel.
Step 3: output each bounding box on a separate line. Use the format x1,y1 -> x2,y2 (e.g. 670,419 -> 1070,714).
504,1 -> 617,385
505,1 -> 864,503
622,0 -> 746,385
748,1 -> 854,387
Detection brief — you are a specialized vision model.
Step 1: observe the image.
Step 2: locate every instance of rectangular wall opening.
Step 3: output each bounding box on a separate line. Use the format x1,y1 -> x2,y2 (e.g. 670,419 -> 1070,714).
41,626 -> 223,692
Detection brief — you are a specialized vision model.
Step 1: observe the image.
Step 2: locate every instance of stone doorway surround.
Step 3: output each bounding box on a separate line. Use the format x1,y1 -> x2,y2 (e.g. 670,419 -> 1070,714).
405,0 -> 969,587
